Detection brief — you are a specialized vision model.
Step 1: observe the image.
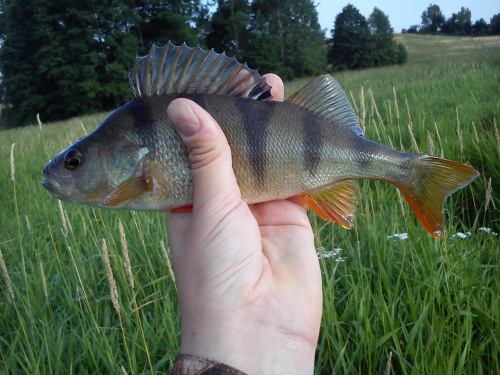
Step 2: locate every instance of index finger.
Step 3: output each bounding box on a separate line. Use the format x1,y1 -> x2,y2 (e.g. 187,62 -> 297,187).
263,74 -> 284,102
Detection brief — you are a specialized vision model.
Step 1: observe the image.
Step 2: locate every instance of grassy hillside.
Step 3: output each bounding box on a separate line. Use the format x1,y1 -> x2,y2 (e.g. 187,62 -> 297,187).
1,34 -> 499,374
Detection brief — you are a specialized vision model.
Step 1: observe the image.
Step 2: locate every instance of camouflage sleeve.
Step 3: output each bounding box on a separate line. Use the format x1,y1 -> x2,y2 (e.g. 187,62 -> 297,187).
170,354 -> 248,375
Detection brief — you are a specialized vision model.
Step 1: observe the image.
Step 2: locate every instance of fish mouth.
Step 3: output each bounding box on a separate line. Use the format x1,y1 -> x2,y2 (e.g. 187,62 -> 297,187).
41,169 -> 70,200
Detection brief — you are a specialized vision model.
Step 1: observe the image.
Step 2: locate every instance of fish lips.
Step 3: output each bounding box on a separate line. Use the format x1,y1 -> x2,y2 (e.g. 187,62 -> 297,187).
41,168 -> 74,202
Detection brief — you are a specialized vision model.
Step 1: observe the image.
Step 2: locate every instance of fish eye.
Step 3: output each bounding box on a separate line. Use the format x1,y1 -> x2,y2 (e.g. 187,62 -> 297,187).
64,149 -> 82,170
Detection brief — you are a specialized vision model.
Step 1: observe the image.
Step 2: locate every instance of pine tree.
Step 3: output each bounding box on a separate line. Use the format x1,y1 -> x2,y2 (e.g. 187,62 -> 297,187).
0,0 -> 207,127
0,0 -> 39,126
133,0 -> 206,51
247,0 -> 326,79
205,0 -> 252,60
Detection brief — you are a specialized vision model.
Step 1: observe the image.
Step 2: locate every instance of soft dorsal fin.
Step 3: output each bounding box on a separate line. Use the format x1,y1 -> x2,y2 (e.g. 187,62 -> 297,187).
300,180 -> 358,229
287,75 -> 363,137
129,42 -> 273,101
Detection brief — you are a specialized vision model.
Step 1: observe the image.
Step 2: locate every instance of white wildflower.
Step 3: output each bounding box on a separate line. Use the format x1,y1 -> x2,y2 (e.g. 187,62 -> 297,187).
479,227 -> 498,236
316,247 -> 347,262
387,233 -> 409,240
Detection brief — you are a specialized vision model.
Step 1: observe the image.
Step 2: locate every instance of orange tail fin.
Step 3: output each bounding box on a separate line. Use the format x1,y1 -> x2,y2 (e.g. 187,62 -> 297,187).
397,156 -> 479,238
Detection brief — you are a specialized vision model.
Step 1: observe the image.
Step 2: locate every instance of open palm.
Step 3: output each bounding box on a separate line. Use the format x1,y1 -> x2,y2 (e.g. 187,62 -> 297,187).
165,75 -> 322,374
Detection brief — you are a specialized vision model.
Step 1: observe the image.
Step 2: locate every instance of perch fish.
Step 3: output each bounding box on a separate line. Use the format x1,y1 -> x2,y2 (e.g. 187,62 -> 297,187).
42,42 -> 479,238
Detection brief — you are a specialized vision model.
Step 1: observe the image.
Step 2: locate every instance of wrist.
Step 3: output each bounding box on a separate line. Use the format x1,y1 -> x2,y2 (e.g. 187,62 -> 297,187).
179,311 -> 317,374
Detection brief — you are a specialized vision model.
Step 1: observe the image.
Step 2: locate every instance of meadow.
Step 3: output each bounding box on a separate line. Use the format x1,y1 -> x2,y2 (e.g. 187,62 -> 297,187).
0,34 -> 499,374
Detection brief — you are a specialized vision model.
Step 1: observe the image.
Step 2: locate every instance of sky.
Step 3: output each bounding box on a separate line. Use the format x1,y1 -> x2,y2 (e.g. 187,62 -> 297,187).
315,1 -> 500,35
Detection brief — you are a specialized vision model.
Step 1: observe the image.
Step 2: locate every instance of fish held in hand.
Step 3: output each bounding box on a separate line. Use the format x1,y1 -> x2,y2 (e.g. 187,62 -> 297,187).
42,42 -> 479,238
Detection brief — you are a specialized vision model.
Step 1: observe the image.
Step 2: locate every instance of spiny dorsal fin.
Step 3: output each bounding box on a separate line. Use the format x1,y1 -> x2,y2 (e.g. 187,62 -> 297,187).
287,75 -> 363,137
300,180 -> 358,229
129,42 -> 273,101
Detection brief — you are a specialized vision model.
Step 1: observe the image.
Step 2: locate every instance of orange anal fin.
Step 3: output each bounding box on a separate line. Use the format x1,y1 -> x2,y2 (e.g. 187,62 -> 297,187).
169,205 -> 193,212
397,156 -> 479,239
103,172 -> 155,207
301,180 -> 358,229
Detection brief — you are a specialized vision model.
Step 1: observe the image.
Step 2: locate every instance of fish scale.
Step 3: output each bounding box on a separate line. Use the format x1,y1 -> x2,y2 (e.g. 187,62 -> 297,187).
42,41 -> 479,238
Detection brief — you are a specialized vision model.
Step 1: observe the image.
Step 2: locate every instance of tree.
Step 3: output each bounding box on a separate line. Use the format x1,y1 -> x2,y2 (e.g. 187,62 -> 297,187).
0,0 -> 140,126
456,7 -> 472,35
205,0 -> 252,60
132,0 -> 209,52
328,4 -> 372,70
406,25 -> 420,34
396,42 -> 408,64
368,7 -> 397,66
491,14 -> 500,35
0,0 -> 208,127
472,18 -> 489,36
443,7 -> 472,35
205,0 -> 326,80
421,4 -> 445,33
247,0 -> 326,79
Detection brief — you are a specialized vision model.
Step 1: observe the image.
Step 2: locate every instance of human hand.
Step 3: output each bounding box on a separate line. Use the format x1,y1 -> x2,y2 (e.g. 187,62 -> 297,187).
165,74 -> 323,374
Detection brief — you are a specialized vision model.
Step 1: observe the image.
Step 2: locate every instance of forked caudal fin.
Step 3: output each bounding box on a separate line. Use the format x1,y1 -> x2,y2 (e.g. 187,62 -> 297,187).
397,155 -> 479,239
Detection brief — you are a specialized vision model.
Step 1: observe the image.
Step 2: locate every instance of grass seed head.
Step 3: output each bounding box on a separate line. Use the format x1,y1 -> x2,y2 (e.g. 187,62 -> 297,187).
40,261 -> 48,300
494,118 -> 500,155
101,239 -> 120,315
10,143 -> 15,183
118,218 -> 134,293
161,241 -> 175,282
0,249 -> 15,301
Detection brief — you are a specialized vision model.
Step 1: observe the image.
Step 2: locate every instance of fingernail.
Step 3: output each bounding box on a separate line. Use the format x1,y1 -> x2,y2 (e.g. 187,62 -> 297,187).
168,101 -> 200,137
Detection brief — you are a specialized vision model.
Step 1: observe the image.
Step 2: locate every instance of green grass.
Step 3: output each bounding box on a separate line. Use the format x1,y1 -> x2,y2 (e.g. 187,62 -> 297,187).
1,34 -> 499,374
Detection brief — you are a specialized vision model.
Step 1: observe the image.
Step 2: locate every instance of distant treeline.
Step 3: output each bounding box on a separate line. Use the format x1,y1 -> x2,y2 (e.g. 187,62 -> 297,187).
0,1 -> 410,126
404,4 -> 500,36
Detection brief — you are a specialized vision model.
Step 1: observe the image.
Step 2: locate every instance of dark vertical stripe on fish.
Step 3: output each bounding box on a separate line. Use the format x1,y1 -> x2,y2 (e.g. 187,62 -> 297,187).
127,100 -> 157,155
235,99 -> 270,189
303,111 -> 323,176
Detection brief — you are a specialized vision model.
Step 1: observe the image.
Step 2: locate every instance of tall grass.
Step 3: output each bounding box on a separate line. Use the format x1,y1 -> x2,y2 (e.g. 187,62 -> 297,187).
1,34 -> 499,374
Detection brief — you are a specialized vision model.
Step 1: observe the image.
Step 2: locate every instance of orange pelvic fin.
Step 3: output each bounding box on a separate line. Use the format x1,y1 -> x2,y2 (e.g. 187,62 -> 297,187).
169,205 -> 193,212
397,156 -> 479,239
301,180 -> 357,229
103,172 -> 154,207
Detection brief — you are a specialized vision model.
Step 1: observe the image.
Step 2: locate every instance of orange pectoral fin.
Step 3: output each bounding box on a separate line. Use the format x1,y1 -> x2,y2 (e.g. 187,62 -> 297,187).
169,205 -> 193,212
103,172 -> 154,207
301,180 -> 358,229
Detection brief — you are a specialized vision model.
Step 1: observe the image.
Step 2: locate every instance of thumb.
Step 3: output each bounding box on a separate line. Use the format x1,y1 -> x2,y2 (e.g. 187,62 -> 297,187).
167,98 -> 242,214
